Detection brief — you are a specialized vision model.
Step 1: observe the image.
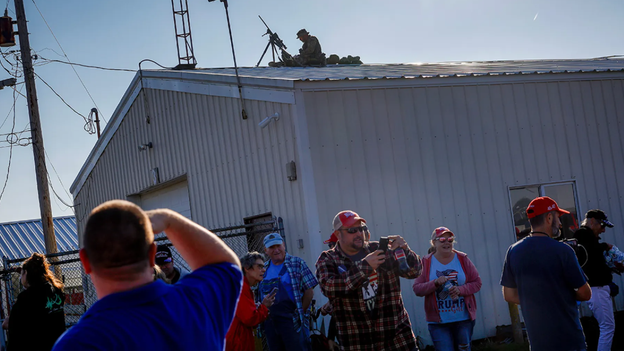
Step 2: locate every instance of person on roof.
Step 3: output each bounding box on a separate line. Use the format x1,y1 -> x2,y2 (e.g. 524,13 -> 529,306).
291,29 -> 325,66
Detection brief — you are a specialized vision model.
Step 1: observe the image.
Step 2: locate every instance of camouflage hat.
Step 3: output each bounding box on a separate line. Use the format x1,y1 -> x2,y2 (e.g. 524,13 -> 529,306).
296,29 -> 309,38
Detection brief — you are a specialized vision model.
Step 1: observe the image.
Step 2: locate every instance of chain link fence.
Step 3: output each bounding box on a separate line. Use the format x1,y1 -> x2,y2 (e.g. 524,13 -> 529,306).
0,216 -> 284,350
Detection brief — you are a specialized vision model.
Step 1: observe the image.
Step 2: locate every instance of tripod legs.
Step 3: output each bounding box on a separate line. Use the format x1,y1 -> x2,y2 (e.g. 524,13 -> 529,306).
256,41 -> 272,67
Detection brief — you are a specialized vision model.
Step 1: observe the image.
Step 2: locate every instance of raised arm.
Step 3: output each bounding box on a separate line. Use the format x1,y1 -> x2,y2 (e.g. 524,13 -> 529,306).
146,209 -> 240,269
388,235 -> 422,279
315,252 -> 372,299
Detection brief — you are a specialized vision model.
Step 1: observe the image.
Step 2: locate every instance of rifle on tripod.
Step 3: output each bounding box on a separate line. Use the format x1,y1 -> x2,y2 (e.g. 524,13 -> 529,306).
256,16 -> 298,67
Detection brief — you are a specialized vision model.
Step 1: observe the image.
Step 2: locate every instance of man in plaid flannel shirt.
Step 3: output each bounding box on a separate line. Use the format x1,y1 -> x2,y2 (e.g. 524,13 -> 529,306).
259,233 -> 318,351
316,211 -> 422,351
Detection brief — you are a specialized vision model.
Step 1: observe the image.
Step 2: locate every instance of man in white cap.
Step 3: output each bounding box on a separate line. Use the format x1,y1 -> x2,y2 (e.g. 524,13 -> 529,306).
316,210 -> 422,351
501,196 -> 591,351
258,233 -> 317,351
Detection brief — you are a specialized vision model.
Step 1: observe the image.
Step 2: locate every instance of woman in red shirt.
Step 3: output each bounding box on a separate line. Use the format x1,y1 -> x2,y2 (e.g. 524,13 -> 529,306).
226,252 -> 276,351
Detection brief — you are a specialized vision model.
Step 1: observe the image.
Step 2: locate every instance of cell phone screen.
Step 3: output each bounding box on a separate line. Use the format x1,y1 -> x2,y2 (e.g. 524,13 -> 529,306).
379,237 -> 389,253
270,287 -> 279,296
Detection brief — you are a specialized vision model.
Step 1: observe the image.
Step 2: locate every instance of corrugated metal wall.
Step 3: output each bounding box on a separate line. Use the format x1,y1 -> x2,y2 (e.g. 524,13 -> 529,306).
74,88 -> 310,259
301,77 -> 624,341
0,216 -> 78,260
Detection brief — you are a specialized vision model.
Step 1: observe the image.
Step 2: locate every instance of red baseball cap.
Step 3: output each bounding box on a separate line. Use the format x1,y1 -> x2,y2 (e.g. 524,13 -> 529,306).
431,226 -> 454,241
332,210 -> 366,232
324,232 -> 338,244
526,196 -> 570,219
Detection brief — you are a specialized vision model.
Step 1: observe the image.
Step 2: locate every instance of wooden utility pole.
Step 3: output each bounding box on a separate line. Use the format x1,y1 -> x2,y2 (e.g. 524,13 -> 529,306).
14,0 -> 58,255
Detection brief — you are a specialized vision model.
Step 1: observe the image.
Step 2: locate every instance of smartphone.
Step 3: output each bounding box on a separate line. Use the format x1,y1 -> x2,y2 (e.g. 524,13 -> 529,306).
269,287 -> 279,296
379,237 -> 389,253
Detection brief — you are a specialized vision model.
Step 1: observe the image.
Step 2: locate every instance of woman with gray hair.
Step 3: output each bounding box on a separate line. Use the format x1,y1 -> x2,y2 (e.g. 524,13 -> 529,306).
226,252 -> 276,351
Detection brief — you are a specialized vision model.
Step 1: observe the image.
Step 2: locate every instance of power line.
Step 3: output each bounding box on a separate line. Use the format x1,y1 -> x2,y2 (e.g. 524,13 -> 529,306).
44,151 -> 76,209
34,72 -> 96,135
0,83 -> 25,131
30,0 -> 107,124
37,56 -> 135,72
44,149 -> 72,202
0,84 -> 18,204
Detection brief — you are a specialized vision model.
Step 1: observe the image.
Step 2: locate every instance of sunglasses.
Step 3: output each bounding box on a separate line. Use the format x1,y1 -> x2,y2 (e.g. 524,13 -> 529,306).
340,226 -> 368,234
434,237 -> 455,243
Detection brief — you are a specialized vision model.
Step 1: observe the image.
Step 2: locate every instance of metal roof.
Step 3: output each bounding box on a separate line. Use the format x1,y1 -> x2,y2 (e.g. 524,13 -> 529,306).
189,56 -> 624,81
0,216 -> 78,261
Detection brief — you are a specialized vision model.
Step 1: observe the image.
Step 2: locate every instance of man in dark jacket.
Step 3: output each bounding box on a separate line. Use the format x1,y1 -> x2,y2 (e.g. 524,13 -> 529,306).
573,209 -> 615,351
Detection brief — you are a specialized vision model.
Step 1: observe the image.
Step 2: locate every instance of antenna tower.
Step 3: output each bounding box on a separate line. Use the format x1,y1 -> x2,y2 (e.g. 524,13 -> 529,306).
171,0 -> 197,70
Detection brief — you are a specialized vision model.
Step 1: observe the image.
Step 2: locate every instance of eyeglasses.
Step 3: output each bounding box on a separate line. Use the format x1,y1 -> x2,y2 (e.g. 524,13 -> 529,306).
340,226 -> 368,234
435,237 -> 455,243
254,263 -> 265,270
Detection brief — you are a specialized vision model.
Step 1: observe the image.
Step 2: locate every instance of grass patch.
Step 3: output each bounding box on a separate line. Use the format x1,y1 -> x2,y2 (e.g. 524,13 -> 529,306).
472,340 -> 530,351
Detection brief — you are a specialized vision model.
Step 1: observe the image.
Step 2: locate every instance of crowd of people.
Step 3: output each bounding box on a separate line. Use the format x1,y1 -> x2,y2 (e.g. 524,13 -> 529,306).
0,198 -> 621,351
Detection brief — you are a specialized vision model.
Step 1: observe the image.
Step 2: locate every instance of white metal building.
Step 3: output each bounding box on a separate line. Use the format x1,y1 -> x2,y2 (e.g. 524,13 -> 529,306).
70,58 -> 624,342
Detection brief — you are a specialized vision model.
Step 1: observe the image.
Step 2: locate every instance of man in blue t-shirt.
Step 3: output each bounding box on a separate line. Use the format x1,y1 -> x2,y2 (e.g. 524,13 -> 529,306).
53,200 -> 242,351
500,196 -> 591,351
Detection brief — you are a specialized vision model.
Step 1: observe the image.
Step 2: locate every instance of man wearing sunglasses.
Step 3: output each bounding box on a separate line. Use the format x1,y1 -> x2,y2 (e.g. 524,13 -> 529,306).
315,210 -> 422,351
573,209 -> 616,351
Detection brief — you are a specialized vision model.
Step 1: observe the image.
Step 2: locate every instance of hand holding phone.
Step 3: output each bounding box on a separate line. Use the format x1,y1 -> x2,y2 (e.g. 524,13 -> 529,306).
269,287 -> 279,296
379,237 -> 389,253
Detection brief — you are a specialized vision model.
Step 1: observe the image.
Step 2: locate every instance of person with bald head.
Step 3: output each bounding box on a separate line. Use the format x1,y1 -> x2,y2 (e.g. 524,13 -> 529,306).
52,200 -> 242,351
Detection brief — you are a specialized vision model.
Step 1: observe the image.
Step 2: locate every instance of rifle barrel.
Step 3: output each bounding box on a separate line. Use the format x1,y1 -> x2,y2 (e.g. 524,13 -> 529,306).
258,15 -> 270,30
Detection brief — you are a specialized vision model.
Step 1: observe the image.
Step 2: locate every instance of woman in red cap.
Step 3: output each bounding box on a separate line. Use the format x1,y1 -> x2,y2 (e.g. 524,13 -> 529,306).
413,227 -> 482,351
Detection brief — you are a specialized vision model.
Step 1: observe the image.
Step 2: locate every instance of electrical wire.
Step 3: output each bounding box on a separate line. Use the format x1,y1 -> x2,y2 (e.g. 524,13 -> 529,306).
33,72 -> 96,135
30,0 -> 107,123
138,59 -> 171,70
45,166 -> 74,210
37,56 -> 135,72
0,50 -> 18,77
138,59 -> 173,125
0,83 -> 18,204
44,149 -> 72,202
0,83 -> 24,131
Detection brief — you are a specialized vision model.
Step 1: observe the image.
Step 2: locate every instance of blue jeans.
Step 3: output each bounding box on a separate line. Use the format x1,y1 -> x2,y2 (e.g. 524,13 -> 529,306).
264,316 -> 311,351
428,319 -> 475,351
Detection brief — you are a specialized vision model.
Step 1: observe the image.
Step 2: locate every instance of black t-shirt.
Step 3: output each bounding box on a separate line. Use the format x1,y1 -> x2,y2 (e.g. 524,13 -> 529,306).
573,226 -> 612,286
7,283 -> 66,351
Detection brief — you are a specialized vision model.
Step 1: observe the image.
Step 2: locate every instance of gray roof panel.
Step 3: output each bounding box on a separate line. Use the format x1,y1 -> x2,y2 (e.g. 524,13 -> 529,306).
185,56 -> 624,81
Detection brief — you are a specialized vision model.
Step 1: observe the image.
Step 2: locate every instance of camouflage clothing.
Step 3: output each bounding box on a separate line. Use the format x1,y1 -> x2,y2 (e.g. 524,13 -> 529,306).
295,35 -> 324,66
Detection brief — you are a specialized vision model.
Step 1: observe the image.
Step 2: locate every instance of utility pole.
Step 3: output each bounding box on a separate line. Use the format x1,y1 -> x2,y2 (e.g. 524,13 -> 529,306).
14,0 -> 58,255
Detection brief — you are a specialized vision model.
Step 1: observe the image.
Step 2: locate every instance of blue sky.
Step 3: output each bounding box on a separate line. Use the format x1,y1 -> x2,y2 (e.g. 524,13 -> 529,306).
0,0 -> 622,222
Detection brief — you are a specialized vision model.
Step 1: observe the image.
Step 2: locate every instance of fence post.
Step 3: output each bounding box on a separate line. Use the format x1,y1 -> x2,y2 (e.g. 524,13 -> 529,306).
508,302 -> 524,343
1,256 -> 6,320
